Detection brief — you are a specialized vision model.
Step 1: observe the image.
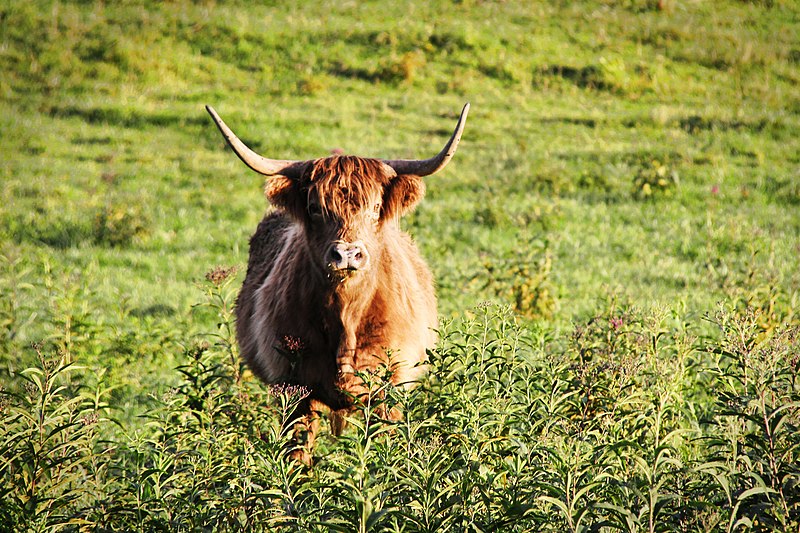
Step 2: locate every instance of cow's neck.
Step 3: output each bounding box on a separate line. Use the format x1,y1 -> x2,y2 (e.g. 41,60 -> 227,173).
322,272 -> 378,371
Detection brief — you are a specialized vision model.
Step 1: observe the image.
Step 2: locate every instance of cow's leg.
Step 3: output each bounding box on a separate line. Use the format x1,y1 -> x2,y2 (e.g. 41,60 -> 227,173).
329,408 -> 349,436
288,398 -> 324,465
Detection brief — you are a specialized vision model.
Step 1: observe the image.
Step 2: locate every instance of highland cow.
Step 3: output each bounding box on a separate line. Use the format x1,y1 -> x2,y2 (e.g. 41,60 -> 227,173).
206,103 -> 469,462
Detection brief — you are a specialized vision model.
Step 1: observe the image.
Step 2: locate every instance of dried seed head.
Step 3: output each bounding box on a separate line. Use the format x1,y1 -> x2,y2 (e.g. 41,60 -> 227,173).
268,383 -> 310,400
82,412 -> 99,426
205,265 -> 238,286
282,335 -> 305,354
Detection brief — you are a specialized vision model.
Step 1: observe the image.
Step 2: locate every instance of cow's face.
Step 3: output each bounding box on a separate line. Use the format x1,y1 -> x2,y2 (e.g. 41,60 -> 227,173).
265,156 -> 425,282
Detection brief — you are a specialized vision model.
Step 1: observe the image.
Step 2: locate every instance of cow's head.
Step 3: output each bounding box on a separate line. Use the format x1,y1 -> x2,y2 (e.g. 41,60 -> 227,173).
206,104 -> 469,282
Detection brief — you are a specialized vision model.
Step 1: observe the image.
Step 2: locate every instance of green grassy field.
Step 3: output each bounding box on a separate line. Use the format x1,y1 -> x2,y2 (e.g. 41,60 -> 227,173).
1,1 -> 799,530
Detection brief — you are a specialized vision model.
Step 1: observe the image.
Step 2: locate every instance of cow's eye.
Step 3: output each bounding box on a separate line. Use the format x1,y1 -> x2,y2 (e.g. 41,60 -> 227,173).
308,202 -> 322,217
367,202 -> 381,221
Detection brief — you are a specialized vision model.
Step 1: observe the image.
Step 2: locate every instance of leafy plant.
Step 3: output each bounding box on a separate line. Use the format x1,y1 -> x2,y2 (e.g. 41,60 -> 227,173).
0,346 -> 112,531
482,238 -> 558,320
701,307 -> 800,531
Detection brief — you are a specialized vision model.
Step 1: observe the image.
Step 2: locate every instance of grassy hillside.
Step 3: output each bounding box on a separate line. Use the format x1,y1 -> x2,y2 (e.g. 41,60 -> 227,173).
1,1 -> 799,530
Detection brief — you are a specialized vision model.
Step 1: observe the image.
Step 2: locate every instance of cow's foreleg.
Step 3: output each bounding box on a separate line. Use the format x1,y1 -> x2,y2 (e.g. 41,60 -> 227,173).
288,398 -> 324,465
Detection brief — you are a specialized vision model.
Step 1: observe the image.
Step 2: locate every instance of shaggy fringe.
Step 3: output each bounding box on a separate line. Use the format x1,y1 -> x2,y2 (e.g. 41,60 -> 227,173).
304,156 -> 393,216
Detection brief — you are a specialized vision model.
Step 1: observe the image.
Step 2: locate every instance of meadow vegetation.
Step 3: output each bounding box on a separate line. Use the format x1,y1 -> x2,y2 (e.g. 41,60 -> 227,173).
1,0 -> 799,530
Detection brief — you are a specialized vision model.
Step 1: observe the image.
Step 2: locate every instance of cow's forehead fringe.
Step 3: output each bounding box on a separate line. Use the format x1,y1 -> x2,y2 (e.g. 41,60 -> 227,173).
305,156 -> 393,214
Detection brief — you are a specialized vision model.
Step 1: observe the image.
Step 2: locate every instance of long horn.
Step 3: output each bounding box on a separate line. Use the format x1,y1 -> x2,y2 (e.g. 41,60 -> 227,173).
205,105 -> 303,177
383,103 -> 469,177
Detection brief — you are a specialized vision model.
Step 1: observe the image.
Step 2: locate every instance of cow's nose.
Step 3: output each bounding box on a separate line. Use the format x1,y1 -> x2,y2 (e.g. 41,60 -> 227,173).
327,241 -> 370,271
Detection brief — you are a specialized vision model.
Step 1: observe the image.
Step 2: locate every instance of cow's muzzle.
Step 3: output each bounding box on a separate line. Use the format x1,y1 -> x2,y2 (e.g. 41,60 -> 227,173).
327,241 -> 370,272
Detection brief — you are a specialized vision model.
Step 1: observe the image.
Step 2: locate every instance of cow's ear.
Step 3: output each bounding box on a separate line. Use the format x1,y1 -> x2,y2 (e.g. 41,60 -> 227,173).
383,174 -> 425,220
265,176 -> 303,215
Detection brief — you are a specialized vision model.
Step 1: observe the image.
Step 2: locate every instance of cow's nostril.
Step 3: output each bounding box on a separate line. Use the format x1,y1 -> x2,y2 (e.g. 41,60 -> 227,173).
350,242 -> 370,269
328,244 -> 348,270
328,241 -> 369,271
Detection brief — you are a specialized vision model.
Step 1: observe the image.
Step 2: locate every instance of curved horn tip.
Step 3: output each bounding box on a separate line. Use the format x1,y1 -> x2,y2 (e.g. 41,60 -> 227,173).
381,103 -> 470,177
456,103 -> 470,131
204,104 -> 302,177
452,102 -> 470,139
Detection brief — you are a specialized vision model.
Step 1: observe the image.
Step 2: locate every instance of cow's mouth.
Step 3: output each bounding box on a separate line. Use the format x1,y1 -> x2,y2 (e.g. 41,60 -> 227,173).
328,267 -> 360,283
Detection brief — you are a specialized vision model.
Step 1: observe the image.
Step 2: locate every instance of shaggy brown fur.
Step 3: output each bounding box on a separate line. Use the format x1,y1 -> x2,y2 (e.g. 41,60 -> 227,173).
236,155 -> 437,463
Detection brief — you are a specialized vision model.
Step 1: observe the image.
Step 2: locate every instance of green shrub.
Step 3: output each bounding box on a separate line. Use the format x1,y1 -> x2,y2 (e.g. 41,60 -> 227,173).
2,288 -> 799,531
482,238 -> 558,320
0,346 -> 112,531
701,307 -> 800,531
92,205 -> 149,247
632,159 -> 680,200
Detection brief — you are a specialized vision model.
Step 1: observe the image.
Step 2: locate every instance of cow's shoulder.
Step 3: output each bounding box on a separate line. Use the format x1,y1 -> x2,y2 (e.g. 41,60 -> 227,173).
246,212 -> 292,266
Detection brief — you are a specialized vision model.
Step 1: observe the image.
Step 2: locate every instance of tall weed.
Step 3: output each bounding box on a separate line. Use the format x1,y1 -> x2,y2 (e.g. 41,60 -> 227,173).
0,346 -> 112,531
